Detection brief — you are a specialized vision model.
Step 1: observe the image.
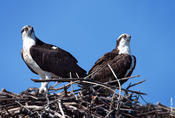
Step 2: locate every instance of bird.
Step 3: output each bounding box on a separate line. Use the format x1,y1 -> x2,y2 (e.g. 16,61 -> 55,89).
88,33 -> 136,96
21,25 -> 87,93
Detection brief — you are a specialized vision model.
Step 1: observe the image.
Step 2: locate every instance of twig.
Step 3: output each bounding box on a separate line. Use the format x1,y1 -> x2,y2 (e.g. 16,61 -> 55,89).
83,63 -> 109,80
58,100 -> 65,118
1,89 -> 21,98
31,78 -> 83,82
8,105 -> 44,112
69,72 -> 76,97
15,101 -> 32,114
79,80 -> 116,93
126,80 -> 146,90
106,75 -> 140,84
119,87 -> 147,95
49,82 -> 72,91
32,78 -> 116,92
107,64 -> 121,110
139,95 -> 148,104
76,73 -> 80,78
105,110 -> 114,118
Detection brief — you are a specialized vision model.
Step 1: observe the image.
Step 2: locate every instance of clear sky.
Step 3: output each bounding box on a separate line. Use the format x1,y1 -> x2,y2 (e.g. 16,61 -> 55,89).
0,0 -> 175,106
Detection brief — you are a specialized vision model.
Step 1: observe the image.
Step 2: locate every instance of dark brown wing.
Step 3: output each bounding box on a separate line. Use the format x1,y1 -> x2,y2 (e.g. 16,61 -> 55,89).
21,49 -> 38,75
89,54 -> 135,85
35,38 -> 79,63
30,44 -> 87,78
88,50 -> 118,74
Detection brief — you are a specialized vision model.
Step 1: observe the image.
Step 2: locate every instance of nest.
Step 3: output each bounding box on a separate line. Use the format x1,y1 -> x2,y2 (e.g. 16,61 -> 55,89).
0,65 -> 175,118
0,75 -> 175,118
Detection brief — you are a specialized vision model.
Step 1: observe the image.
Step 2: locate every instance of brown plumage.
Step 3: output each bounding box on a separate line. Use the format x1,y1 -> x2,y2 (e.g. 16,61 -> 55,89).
88,34 -> 136,96
89,50 -> 136,85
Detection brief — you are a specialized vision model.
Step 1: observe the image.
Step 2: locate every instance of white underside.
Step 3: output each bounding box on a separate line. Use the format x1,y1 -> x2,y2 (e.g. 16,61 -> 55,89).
125,56 -> 135,77
22,36 -> 54,93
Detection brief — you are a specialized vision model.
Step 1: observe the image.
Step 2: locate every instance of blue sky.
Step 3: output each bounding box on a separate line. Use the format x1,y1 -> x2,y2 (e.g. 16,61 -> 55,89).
0,0 -> 175,106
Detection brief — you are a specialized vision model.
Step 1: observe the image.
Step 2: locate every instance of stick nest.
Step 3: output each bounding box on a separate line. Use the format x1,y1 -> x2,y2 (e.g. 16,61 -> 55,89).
0,75 -> 175,118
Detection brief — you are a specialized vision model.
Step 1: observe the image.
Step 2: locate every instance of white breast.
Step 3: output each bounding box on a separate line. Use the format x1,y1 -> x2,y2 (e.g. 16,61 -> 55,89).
117,38 -> 131,55
22,37 -> 45,75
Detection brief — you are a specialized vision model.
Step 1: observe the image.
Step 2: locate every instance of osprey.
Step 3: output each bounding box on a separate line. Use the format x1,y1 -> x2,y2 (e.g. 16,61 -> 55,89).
21,25 -> 87,93
88,34 -> 136,95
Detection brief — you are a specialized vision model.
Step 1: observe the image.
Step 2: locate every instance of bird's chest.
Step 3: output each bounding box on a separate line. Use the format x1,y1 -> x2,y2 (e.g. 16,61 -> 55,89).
23,49 -> 35,65
23,39 -> 37,66
23,40 -> 45,75
23,48 -> 42,73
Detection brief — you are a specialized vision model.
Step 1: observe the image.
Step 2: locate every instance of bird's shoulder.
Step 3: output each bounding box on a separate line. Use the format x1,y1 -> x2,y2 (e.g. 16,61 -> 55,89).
88,50 -> 118,74
32,42 -> 78,63
95,49 -> 118,65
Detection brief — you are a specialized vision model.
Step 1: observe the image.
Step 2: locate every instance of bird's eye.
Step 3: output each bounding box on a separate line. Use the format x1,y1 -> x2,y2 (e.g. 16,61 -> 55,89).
123,35 -> 126,38
21,27 -> 28,33
21,29 -> 25,33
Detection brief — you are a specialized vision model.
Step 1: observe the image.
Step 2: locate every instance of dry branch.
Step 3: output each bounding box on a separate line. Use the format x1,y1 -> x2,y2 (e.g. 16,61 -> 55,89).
1,64 -> 174,117
1,76 -> 174,118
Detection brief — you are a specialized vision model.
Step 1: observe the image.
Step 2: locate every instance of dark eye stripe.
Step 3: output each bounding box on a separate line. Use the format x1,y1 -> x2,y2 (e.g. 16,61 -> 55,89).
123,35 -> 126,38
21,29 -> 23,33
21,27 -> 29,33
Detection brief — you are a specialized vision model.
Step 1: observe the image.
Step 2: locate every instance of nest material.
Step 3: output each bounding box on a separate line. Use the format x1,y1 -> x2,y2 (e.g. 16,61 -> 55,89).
0,75 -> 175,118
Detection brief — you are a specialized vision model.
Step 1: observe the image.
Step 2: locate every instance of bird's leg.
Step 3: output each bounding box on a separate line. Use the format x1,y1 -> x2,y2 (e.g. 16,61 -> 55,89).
39,74 -> 50,93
